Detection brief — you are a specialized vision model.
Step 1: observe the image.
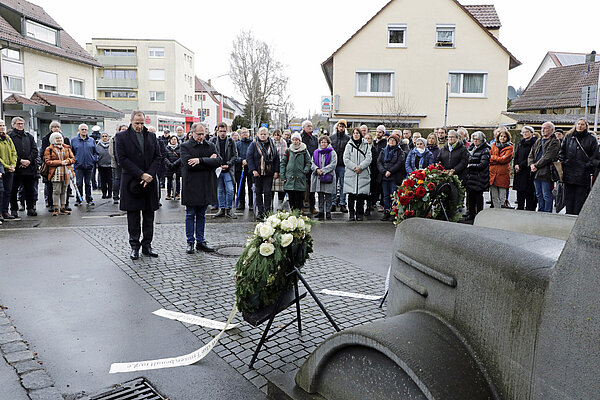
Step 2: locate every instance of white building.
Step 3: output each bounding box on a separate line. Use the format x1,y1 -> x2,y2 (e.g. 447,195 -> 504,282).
86,38 -> 197,133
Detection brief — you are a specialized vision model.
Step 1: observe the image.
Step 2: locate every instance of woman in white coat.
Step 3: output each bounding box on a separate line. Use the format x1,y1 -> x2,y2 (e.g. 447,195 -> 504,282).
343,127 -> 372,221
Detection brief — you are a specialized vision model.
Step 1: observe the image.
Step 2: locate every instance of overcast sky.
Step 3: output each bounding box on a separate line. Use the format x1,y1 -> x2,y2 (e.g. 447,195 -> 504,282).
33,0 -> 600,118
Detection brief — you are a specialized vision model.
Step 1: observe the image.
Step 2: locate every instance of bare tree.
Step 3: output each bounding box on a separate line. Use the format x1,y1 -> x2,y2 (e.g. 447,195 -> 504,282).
378,93 -> 414,129
230,31 -> 287,133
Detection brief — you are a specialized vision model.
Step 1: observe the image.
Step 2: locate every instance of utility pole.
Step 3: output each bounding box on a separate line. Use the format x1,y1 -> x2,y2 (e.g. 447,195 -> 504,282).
444,82 -> 449,130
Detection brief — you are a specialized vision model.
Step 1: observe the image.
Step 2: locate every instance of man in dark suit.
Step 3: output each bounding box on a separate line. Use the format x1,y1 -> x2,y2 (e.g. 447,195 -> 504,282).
115,111 -> 162,260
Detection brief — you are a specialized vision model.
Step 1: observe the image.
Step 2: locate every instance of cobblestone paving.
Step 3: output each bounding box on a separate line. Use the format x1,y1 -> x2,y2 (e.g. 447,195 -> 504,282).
78,222 -> 386,394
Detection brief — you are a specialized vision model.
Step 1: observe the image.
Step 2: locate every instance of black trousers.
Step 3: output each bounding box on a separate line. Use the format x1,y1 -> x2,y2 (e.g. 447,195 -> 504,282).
467,189 -> 484,220
10,174 -> 35,212
127,210 -> 155,249
98,167 -> 113,198
287,190 -> 304,211
516,190 -> 537,211
347,193 -> 367,215
564,183 -> 590,215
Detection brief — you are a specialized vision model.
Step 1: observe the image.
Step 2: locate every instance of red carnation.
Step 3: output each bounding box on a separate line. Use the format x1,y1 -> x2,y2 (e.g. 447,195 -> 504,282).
399,196 -> 411,205
406,190 -> 415,199
427,182 -> 436,191
415,186 -> 427,198
403,179 -> 415,188
405,210 -> 415,217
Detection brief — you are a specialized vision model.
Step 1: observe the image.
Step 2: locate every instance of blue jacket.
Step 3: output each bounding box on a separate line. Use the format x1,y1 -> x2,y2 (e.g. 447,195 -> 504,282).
70,135 -> 98,170
405,147 -> 434,174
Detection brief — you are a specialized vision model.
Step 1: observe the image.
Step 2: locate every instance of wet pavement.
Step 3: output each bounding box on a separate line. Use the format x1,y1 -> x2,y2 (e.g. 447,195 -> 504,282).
0,189 -> 395,399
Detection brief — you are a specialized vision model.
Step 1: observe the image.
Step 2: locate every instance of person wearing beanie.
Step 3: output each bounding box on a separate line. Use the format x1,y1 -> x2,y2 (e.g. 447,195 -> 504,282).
300,121 -> 318,214
377,133 -> 405,220
281,132 -> 311,211
44,132 -> 75,216
405,137 -> 434,175
330,120 -> 350,212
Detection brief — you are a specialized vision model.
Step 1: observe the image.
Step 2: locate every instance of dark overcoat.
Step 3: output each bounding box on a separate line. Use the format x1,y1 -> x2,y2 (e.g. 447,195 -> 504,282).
180,138 -> 222,206
513,137 -> 537,192
115,126 -> 162,211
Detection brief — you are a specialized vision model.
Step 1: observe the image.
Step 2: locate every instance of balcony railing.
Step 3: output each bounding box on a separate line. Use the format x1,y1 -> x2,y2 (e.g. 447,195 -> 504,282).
96,55 -> 137,66
97,78 -> 138,89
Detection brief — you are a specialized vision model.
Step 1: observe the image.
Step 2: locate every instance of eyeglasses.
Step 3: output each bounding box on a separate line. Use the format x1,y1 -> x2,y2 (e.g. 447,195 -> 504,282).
80,128 -> 88,131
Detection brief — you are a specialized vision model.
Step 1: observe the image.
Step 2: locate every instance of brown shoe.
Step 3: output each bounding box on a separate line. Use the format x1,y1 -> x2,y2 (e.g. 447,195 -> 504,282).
60,208 -> 71,215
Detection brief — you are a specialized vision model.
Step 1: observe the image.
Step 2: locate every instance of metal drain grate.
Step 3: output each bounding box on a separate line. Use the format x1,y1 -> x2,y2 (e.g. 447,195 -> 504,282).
213,244 -> 245,258
87,378 -> 165,400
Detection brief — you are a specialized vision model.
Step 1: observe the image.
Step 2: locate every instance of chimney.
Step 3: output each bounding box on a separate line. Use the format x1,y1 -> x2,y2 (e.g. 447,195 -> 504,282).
586,51 -> 596,73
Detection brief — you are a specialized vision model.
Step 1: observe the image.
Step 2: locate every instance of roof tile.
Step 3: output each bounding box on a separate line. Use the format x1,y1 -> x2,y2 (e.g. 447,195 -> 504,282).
463,5 -> 501,29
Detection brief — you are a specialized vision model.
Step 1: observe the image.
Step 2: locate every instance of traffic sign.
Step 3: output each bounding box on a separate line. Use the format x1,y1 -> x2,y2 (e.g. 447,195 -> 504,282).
581,85 -> 597,107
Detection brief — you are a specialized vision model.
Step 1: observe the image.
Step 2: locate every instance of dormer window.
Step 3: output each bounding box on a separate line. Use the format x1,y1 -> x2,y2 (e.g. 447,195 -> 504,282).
436,24 -> 455,48
387,24 -> 407,47
25,20 -> 58,46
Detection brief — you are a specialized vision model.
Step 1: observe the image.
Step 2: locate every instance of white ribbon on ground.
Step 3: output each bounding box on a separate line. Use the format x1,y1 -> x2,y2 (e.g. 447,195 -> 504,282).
109,304 -> 237,374
320,289 -> 382,300
152,308 -> 239,330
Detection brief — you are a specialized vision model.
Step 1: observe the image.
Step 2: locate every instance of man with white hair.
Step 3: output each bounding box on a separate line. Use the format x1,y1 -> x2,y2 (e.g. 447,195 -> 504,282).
175,126 -> 186,144
528,121 -> 560,212
70,123 -> 98,206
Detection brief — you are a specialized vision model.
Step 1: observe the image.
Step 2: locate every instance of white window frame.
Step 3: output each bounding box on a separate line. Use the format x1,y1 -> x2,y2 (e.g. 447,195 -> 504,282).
25,20 -> 57,46
1,48 -> 21,62
355,70 -> 395,97
150,91 -> 165,102
69,78 -> 85,97
148,69 -> 165,81
436,24 -> 456,48
387,24 -> 407,48
38,71 -> 57,93
3,75 -> 24,93
448,70 -> 488,98
148,47 -> 165,58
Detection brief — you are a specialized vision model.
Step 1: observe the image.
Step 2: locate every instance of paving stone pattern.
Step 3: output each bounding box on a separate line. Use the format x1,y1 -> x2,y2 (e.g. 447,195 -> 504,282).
79,222 -> 386,394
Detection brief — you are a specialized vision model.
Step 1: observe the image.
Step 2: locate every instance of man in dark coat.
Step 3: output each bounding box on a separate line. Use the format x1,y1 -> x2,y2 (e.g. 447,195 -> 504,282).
235,127 -> 253,210
8,117 -> 38,217
528,122 -> 560,213
210,122 -> 238,218
181,122 -> 222,254
115,111 -> 162,260
329,120 -> 350,212
300,120 -> 319,213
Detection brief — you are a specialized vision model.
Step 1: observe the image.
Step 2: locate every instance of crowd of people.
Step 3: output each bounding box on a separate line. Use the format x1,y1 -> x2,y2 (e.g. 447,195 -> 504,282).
1,114 -> 599,234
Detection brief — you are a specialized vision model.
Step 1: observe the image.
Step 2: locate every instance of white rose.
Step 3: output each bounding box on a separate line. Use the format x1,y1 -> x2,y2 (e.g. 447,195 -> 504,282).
280,233 -> 293,247
267,216 -> 281,228
305,224 -> 311,233
259,242 -> 275,256
280,219 -> 293,231
259,224 -> 275,239
254,223 -> 263,235
287,216 -> 298,230
297,218 -> 305,230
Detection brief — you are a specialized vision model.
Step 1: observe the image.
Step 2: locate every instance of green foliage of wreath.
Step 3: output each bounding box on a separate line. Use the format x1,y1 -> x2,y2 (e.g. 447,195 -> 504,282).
235,210 -> 314,314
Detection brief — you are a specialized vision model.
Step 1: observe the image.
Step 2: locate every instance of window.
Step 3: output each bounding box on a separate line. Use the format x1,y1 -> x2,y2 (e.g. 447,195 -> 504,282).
38,71 -> 57,92
103,69 -> 136,79
103,91 -> 136,98
198,109 -> 210,117
1,48 -> 21,61
69,78 -> 84,96
436,25 -> 455,47
150,91 -> 165,102
449,72 -> 487,97
25,20 -> 57,45
3,76 -> 23,93
148,47 -> 165,58
102,49 -> 135,57
387,24 -> 407,47
195,94 -> 206,102
356,71 -> 394,96
148,69 -> 165,80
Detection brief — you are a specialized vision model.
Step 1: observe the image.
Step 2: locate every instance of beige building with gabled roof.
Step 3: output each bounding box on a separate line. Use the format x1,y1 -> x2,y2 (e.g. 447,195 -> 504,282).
321,0 -> 520,129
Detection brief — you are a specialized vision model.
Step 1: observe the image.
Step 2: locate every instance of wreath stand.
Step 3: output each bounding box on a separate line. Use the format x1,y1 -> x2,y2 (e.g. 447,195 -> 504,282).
243,266 -> 340,369
379,183 -> 453,308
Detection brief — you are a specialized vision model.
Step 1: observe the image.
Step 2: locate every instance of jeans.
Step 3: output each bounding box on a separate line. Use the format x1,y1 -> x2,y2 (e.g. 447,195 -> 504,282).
75,168 -> 93,203
533,179 -> 553,212
217,172 -> 235,209
333,165 -> 346,206
381,180 -> 397,211
186,205 -> 208,243
1,171 -> 13,214
112,166 -> 122,201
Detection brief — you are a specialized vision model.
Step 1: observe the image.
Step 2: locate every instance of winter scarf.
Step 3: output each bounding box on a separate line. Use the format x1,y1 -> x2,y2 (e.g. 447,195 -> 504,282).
313,146 -> 333,168
383,144 -> 399,163
256,138 -> 275,175
289,141 -> 307,153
